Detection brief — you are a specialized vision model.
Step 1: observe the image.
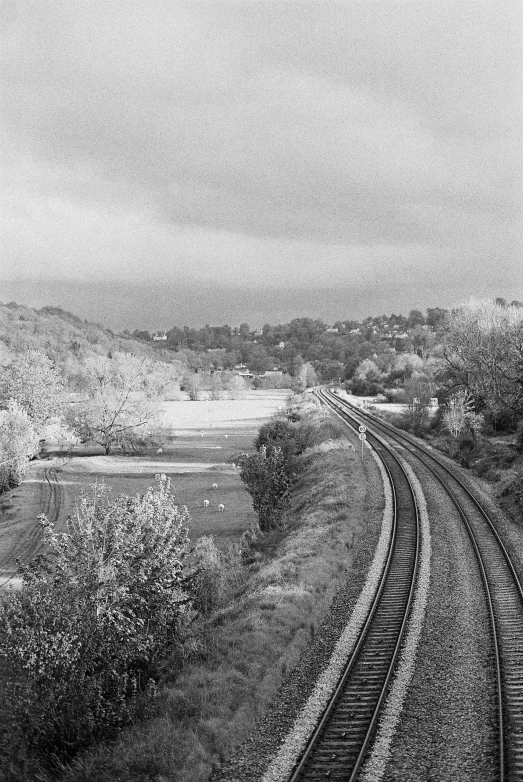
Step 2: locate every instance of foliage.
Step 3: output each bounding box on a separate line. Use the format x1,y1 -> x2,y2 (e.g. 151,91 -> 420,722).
0,350 -> 65,431
67,352 -> 172,454
182,373 -> 203,401
292,361 -> 318,392
226,374 -> 246,399
240,418 -> 309,531
209,373 -> 224,401
190,536 -> 246,614
0,475 -> 192,772
0,400 -> 39,493
254,418 -> 298,454
239,445 -> 297,531
442,390 -> 484,440
445,300 -> 523,430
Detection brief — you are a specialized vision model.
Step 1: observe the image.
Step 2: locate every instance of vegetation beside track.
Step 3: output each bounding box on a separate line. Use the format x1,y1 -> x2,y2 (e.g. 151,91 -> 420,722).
12,393 -> 369,782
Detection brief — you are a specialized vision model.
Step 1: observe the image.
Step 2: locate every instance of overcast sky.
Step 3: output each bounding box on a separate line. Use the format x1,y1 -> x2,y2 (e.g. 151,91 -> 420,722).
1,1 -> 522,329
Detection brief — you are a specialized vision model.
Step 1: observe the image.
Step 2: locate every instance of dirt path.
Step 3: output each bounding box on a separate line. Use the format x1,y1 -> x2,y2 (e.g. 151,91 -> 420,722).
0,458 -> 66,590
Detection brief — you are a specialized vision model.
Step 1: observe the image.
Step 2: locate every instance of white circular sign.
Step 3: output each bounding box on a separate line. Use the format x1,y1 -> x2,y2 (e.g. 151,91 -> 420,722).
358,425 -> 367,433
358,432 -> 367,441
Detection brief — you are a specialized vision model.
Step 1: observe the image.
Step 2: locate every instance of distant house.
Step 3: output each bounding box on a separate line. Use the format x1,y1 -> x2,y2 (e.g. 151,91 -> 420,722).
152,332 -> 167,341
264,369 -> 283,377
326,327 -> 339,333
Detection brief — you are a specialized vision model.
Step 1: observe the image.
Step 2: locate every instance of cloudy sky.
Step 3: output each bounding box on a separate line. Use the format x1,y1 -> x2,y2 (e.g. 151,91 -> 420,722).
1,1 -> 522,329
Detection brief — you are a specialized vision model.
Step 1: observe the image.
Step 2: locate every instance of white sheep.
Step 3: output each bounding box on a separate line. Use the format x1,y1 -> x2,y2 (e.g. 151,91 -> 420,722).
218,503 -> 224,512
212,482 -> 218,490
203,499 -> 209,509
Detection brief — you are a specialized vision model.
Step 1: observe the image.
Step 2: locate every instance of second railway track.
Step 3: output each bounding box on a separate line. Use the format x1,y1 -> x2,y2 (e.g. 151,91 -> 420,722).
319,387 -> 523,781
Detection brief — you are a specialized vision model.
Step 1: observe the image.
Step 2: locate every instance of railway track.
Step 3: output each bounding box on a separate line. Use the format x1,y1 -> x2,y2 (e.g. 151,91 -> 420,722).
288,393 -> 423,781
319,387 -> 523,781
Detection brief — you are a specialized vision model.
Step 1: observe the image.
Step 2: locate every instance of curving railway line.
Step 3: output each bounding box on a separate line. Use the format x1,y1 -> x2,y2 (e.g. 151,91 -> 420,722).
288,392 -> 423,781
309,386 -> 523,781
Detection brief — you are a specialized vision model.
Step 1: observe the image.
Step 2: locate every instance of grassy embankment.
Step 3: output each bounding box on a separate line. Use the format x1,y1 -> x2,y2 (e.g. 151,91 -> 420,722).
53,394 -> 369,782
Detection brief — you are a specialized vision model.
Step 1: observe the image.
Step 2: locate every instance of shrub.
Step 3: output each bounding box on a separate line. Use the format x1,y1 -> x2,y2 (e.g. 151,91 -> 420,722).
0,400 -> 39,494
499,468 -> 523,518
254,419 -> 297,454
0,475 -> 193,773
239,445 -> 297,532
191,537 -> 247,615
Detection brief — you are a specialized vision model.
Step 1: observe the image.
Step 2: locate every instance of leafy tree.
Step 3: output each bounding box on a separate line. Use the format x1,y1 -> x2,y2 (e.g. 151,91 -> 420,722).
407,309 -> 425,328
239,445 -> 296,531
402,373 -> 434,433
210,373 -> 224,400
425,307 -> 448,330
355,358 -> 381,383
182,372 -> 203,401
293,361 -> 318,391
68,352 -> 170,454
0,475 -> 192,768
0,400 -> 39,493
0,350 -> 64,431
226,374 -> 246,399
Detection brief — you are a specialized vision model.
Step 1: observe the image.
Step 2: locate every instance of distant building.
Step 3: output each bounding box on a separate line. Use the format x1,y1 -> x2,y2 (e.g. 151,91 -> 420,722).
152,332 -> 167,341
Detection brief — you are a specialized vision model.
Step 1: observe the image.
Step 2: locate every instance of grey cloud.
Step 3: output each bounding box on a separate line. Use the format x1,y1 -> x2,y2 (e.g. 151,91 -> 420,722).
0,1 -> 521,315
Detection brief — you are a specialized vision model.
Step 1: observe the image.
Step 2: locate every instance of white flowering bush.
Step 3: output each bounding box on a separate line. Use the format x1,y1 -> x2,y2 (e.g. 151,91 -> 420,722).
443,390 -> 484,440
0,475 -> 192,771
0,399 -> 39,493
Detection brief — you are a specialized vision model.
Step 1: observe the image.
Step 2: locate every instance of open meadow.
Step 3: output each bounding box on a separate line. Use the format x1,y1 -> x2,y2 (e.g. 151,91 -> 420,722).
0,389 -> 290,589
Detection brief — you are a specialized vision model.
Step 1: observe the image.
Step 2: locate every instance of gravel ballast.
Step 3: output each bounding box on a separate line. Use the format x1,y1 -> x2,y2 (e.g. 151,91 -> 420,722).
212,414 -> 508,782
211,433 -> 387,782
378,447 -> 497,782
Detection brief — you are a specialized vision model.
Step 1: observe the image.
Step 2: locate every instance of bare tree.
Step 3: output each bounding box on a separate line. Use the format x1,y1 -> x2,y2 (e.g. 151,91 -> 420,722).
68,352 -> 171,454
445,300 -> 523,425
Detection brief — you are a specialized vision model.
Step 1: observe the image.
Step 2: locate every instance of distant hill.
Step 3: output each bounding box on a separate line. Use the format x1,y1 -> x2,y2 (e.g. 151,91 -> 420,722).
0,301 -> 173,379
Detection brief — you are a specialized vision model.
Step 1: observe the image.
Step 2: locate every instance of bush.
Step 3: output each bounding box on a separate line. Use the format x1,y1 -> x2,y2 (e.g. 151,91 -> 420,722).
254,419 -> 298,454
0,475 -> 193,774
191,537 -> 246,615
0,400 -> 39,494
499,468 -> 523,518
239,445 -> 297,532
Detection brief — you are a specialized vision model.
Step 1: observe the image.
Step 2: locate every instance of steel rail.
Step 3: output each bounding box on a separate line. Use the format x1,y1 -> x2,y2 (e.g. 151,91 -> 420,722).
322,387 -> 523,781
288,389 -> 421,781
